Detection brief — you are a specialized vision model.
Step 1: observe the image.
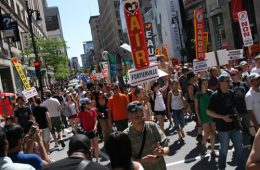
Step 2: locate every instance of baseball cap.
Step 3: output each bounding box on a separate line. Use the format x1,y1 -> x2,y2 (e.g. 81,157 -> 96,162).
255,54 -> 260,60
218,74 -> 230,82
127,101 -> 143,113
249,73 -> 260,82
80,98 -> 92,104
239,61 -> 247,67
230,68 -> 239,76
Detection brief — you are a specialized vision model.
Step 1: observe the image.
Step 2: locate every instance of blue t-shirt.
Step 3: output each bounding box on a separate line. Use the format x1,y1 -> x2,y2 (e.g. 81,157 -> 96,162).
8,151 -> 43,170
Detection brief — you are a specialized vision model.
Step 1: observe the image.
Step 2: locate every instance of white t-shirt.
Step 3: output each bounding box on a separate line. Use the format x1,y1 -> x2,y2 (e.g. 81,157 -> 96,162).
42,97 -> 61,117
154,91 -> 166,111
245,88 -> 260,124
251,67 -> 260,75
171,90 -> 184,110
78,91 -> 86,101
69,102 -> 78,115
0,157 -> 35,170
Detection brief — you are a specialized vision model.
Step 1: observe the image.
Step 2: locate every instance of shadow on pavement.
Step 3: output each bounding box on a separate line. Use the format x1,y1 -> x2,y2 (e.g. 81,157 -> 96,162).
184,144 -> 200,162
191,156 -> 218,170
168,139 -> 185,156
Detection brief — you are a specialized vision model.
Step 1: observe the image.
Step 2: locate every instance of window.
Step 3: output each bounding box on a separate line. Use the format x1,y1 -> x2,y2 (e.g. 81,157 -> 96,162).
16,4 -> 20,17
10,0 -> 14,10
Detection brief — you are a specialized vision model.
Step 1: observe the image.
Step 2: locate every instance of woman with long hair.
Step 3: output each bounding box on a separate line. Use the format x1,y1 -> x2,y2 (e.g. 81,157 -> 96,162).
194,78 -> 216,156
65,94 -> 79,135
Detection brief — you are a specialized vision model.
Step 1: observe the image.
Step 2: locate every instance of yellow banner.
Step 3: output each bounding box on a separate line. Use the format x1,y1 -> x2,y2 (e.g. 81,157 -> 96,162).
204,32 -> 208,52
12,57 -> 31,90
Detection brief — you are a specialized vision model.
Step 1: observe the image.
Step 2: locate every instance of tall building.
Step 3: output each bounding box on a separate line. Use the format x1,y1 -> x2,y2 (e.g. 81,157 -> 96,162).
81,41 -> 95,67
81,54 -> 87,68
89,16 -> 102,64
97,0 -> 123,53
71,57 -> 80,71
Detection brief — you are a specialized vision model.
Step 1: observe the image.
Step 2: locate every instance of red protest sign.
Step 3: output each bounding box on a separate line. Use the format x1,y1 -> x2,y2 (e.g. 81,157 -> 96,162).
0,98 -> 13,117
194,9 -> 205,61
123,0 -> 150,69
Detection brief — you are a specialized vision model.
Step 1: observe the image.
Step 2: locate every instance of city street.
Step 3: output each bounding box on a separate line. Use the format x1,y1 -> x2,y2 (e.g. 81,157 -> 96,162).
50,117 -> 251,170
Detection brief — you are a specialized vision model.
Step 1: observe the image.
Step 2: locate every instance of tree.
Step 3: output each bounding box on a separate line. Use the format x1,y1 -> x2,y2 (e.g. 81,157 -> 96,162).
23,37 -> 70,79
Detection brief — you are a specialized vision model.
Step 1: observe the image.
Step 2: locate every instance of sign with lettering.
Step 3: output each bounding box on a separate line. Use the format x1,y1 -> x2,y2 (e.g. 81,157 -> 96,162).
194,9 -> 205,61
128,64 -> 159,85
238,11 -> 253,47
123,0 -> 150,69
204,32 -> 208,52
228,49 -> 243,60
12,57 -> 31,90
144,23 -> 155,57
22,87 -> 38,100
193,60 -> 208,72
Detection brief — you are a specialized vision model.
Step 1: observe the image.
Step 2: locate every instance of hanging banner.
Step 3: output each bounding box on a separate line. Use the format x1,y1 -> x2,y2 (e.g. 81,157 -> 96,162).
231,0 -> 243,22
238,11 -> 253,47
194,9 -> 205,61
12,57 -> 31,90
204,32 -> 208,52
144,23 -> 155,57
155,48 -> 162,55
123,0 -> 150,69
162,44 -> 170,62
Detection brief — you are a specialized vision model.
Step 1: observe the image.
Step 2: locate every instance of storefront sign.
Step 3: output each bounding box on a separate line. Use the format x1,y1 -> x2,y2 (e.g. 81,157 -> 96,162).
22,87 -> 38,100
238,11 -> 253,47
123,0 -> 150,69
228,49 -> 243,60
204,32 -> 208,52
155,48 -> 162,55
128,64 -> 159,85
194,9 -> 205,61
12,57 -> 31,90
193,60 -> 208,72
144,23 -> 155,57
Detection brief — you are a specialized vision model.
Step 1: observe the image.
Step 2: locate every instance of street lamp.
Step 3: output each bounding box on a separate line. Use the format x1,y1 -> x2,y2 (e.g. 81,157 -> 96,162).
25,0 -> 44,99
172,11 -> 184,63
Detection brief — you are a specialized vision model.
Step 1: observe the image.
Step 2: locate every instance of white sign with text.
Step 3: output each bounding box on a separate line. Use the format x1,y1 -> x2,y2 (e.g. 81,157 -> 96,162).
238,11 -> 253,47
22,87 -> 38,100
193,60 -> 208,72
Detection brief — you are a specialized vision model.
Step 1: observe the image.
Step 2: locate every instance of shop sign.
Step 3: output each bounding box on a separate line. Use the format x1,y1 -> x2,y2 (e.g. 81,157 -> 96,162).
123,0 -> 150,69
144,23 -> 155,57
238,11 -> 253,47
194,9 -> 205,61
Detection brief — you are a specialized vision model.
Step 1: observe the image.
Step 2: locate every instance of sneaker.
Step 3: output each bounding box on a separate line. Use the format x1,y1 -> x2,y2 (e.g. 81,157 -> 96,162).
196,134 -> 203,142
59,140 -> 66,148
200,144 -> 207,155
211,151 -> 218,157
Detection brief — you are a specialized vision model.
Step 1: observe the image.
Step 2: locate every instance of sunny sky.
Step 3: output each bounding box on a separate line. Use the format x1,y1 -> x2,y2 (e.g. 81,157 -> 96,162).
47,0 -> 100,65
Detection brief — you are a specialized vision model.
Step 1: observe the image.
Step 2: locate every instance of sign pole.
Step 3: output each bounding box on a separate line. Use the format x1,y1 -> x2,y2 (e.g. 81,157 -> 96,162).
214,50 -> 221,73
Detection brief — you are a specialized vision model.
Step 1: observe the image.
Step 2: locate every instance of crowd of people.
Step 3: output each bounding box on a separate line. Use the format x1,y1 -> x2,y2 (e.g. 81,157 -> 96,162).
0,54 -> 260,170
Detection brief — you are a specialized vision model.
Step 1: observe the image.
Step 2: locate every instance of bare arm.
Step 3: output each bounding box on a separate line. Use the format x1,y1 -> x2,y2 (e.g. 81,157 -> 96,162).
45,112 -> 52,130
107,108 -> 112,131
246,129 -> 260,170
159,80 -> 169,92
194,98 -> 201,124
167,91 -> 172,114
248,110 -> 259,130
207,109 -> 232,123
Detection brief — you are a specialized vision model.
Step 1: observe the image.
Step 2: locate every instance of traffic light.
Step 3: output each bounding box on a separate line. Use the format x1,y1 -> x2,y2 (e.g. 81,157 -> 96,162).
34,60 -> 41,77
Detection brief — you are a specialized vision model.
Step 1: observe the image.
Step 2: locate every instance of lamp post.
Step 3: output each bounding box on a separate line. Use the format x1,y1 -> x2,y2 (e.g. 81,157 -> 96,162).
25,0 -> 44,99
172,11 -> 184,63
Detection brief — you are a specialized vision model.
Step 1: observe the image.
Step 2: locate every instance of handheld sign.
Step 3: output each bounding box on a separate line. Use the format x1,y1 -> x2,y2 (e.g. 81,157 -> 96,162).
238,11 -> 253,47
123,0 -> 150,69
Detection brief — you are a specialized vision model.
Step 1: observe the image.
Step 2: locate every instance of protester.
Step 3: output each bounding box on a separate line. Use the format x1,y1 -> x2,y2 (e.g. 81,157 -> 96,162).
78,98 -> 99,162
194,78 -> 216,156
207,74 -> 245,170
128,85 -> 137,102
251,55 -> 260,75
42,134 -> 108,170
143,95 -> 153,121
107,84 -> 129,132
240,61 -> 250,83
208,66 -> 219,91
246,129 -> 260,170
124,101 -> 169,170
33,97 -> 52,152
0,126 -> 35,170
178,67 -> 189,96
167,79 -> 186,140
105,131 -> 144,170
65,93 -> 79,135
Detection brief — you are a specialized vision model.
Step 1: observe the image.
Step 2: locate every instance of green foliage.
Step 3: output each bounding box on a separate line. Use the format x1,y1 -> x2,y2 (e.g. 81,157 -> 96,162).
54,64 -> 70,80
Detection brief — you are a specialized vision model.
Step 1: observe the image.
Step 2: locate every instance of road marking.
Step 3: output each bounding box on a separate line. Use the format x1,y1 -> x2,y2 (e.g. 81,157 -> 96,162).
166,145 -> 251,167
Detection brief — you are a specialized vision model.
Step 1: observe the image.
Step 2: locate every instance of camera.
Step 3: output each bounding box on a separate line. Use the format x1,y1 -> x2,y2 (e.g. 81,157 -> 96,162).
29,125 -> 37,138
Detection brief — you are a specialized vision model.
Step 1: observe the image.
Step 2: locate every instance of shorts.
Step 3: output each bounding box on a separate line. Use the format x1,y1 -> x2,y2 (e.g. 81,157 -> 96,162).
171,109 -> 185,129
154,110 -> 167,116
41,128 -> 51,142
241,113 -> 250,129
68,114 -> 78,120
51,116 -> 63,133
113,119 -> 128,132
84,130 -> 98,139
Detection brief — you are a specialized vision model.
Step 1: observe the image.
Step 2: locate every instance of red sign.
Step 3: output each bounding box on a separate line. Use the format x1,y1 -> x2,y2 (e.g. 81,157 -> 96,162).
0,98 -> 13,117
231,0 -> 243,22
194,9 -> 205,61
123,0 -> 150,69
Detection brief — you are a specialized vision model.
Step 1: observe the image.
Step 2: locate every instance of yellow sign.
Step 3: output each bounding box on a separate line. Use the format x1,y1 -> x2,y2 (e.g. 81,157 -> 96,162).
204,32 -> 208,52
162,45 -> 170,62
155,48 -> 162,55
12,57 -> 31,90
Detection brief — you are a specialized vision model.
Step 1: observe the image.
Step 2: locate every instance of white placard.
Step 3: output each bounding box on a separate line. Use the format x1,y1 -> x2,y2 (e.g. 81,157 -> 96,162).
128,64 -> 159,86
217,49 -> 229,66
22,87 -> 38,100
205,52 -> 217,67
4,29 -> 14,38
238,11 -> 253,47
228,49 -> 244,60
193,60 -> 208,72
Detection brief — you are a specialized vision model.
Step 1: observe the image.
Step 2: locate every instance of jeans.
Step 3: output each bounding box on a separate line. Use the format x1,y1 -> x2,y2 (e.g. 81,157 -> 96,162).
218,129 -> 245,170
172,109 -> 185,129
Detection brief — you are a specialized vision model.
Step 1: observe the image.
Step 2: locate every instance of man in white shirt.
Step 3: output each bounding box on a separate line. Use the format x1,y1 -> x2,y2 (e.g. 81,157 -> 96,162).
0,127 -> 35,170
42,90 -> 65,148
251,55 -> 260,75
245,73 -> 260,132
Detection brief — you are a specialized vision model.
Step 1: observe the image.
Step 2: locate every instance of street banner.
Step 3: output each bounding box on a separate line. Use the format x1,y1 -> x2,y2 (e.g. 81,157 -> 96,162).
12,57 -> 31,90
231,0 -> 243,22
194,9 -> 205,61
193,60 -> 208,73
128,64 -> 159,86
204,32 -> 208,52
205,52 -> 217,67
22,87 -> 38,100
228,49 -> 243,60
155,48 -> 162,55
162,44 -> 170,62
144,23 -> 155,57
123,0 -> 150,69
238,11 -> 253,47
0,98 -> 13,117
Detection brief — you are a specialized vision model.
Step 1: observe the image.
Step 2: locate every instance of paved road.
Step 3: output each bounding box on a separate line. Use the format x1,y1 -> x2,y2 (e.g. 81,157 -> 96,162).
50,117 -> 251,170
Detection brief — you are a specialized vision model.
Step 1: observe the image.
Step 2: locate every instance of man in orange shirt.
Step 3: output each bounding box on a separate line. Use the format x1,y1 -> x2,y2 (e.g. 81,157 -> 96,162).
108,84 -> 129,132
128,85 -> 137,102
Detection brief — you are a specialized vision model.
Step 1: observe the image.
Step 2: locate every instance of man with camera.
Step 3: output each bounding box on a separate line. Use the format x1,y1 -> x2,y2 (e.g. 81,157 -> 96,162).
207,74 -> 245,170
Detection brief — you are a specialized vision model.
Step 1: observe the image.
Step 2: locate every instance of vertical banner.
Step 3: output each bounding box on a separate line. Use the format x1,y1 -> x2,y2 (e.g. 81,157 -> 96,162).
144,23 -> 155,57
162,44 -> 170,62
12,57 -> 31,90
155,48 -> 162,55
231,0 -> 243,22
194,9 -> 205,61
238,11 -> 253,47
204,32 -> 208,52
123,0 -> 150,69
